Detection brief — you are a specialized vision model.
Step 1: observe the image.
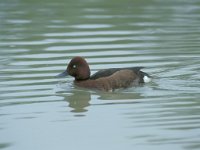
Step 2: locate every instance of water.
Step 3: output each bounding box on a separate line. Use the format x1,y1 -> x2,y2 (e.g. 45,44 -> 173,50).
0,0 -> 200,149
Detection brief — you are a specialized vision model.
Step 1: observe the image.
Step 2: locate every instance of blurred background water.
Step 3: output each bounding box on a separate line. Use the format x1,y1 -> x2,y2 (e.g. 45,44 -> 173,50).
0,0 -> 200,150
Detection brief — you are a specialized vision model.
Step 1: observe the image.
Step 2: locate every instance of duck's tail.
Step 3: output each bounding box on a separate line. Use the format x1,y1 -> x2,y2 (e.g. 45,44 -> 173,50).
139,71 -> 152,83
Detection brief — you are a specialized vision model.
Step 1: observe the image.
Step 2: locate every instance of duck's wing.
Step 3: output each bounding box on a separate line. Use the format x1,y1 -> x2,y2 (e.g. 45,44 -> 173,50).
90,67 -> 144,80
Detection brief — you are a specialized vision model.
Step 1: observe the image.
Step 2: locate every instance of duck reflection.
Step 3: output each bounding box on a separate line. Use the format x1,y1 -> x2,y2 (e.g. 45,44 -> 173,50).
62,89 -> 91,113
59,87 -> 144,116
97,92 -> 142,101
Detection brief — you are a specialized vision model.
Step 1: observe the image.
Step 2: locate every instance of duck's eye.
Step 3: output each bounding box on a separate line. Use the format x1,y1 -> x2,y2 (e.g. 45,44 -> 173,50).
72,65 -> 77,69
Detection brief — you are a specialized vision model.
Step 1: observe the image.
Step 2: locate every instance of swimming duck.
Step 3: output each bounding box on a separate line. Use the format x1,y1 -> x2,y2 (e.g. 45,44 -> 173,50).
57,56 -> 151,91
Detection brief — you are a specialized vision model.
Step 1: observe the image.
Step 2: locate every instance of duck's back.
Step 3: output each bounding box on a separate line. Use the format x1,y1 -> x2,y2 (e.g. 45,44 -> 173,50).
90,67 -> 149,83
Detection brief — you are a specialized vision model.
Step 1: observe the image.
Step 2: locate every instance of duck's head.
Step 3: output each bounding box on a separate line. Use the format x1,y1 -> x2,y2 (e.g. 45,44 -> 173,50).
57,56 -> 91,80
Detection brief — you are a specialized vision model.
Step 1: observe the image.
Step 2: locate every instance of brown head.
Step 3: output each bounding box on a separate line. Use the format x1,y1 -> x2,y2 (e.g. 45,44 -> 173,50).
57,56 -> 91,80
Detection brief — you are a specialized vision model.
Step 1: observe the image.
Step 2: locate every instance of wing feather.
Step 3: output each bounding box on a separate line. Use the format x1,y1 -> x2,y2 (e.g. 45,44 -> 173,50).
90,67 -> 144,80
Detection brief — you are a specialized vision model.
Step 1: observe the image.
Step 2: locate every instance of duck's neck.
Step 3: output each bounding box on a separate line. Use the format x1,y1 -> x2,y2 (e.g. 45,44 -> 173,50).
75,76 -> 90,81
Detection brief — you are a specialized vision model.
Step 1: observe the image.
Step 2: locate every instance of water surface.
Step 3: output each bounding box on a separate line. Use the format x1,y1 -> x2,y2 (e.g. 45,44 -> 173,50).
0,0 -> 200,150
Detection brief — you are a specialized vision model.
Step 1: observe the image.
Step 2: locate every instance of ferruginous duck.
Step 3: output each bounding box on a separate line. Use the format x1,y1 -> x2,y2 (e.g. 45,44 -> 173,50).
57,56 -> 151,92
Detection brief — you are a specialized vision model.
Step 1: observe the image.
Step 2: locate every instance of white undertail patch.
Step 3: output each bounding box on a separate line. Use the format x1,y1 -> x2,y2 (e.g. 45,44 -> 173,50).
143,75 -> 152,83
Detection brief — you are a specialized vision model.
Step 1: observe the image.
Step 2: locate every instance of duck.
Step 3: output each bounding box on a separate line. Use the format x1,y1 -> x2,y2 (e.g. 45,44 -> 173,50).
57,56 -> 151,92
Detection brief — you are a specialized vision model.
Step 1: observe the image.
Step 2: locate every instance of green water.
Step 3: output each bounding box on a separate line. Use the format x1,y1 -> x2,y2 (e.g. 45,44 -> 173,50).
0,0 -> 200,150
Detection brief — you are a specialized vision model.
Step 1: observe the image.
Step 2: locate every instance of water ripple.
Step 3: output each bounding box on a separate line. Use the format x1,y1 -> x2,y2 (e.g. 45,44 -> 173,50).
0,0 -> 200,149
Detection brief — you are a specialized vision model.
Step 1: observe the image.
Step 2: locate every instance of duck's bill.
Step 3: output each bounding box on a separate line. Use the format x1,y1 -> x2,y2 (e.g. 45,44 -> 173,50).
56,70 -> 68,78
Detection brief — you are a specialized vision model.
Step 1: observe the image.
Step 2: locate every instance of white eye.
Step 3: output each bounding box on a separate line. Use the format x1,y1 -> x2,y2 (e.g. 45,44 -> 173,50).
72,65 -> 77,69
